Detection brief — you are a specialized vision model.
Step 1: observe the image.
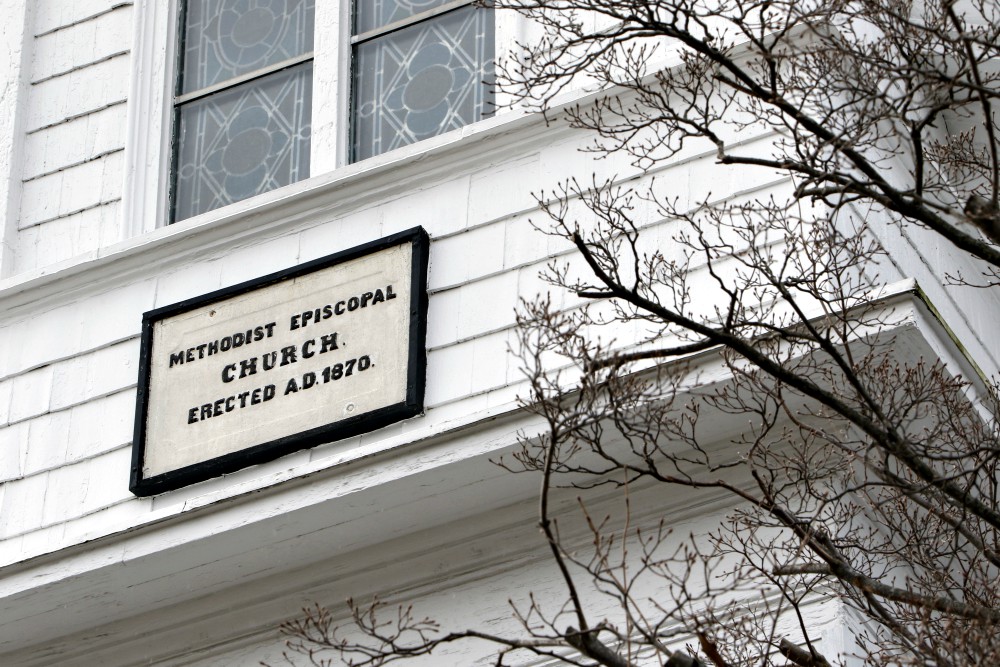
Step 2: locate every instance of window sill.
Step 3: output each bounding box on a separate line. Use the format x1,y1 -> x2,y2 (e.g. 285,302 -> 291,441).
0,104 -> 573,313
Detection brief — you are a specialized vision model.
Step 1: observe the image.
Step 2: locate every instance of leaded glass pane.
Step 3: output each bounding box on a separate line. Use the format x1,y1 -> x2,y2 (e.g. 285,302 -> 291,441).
173,63 -> 312,221
354,0 -> 454,35
180,0 -> 315,94
352,6 -> 494,161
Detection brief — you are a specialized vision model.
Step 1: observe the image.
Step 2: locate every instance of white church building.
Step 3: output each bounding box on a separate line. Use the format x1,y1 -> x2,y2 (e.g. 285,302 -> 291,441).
0,1 -> 996,665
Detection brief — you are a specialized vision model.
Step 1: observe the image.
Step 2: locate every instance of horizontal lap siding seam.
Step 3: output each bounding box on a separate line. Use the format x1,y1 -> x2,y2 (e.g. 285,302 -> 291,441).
31,50 -> 131,87
22,148 -> 125,184
33,2 -> 134,38
25,98 -> 128,135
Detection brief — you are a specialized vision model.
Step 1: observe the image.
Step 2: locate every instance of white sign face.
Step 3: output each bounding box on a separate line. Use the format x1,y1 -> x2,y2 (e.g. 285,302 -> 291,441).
132,229 -> 428,495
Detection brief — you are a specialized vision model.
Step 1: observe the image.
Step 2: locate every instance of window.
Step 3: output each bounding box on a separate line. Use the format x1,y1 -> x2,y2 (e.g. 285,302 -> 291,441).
171,0 -> 315,222
165,0 -> 493,224
350,0 -> 494,161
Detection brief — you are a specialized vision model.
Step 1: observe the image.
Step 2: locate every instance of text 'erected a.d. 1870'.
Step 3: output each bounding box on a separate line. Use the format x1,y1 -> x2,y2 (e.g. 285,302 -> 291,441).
131,229 -> 428,496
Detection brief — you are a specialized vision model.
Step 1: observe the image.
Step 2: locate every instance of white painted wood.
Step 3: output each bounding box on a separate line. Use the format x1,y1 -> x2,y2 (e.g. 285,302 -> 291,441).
120,0 -> 176,239
309,0 -> 350,174
7,364 -> 53,424
0,422 -> 26,484
0,287 -> 955,558
33,0 -> 134,37
0,0 -> 32,277
21,103 -> 126,181
0,6 -> 996,665
19,151 -> 124,229
47,339 -> 140,413
14,200 -> 122,272
24,54 -> 130,133
0,107 -> 567,316
31,5 -> 132,83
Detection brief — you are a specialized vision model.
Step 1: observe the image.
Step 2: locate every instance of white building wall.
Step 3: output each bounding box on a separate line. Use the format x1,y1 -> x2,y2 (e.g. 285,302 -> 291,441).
0,100 -> 791,567
0,1 -> 995,665
12,1 -> 131,274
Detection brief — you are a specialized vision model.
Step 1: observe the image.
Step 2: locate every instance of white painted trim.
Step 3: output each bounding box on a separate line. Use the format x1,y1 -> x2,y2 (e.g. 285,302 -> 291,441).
310,0 -> 351,174
0,472 -> 741,664
121,0 -> 177,239
0,0 -> 33,278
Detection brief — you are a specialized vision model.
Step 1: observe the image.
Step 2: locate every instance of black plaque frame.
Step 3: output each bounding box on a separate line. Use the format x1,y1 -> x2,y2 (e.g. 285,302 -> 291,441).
130,227 -> 429,496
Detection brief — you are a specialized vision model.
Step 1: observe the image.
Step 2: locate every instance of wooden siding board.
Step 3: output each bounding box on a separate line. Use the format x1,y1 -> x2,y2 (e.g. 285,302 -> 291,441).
25,54 -> 129,133
32,5 -> 132,83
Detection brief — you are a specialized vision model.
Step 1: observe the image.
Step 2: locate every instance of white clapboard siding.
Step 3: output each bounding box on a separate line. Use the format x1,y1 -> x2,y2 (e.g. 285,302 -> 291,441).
0,5 -> 996,662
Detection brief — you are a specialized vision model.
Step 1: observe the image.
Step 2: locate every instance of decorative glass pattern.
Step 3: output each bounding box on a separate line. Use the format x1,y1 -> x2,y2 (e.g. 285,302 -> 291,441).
355,0 -> 453,35
172,0 -> 315,223
180,0 -> 315,94
173,64 -> 313,221
352,5 -> 494,161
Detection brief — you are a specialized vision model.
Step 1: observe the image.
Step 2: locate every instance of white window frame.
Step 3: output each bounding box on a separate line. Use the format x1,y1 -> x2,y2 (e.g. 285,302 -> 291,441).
123,0 -> 179,238
123,0 -> 514,236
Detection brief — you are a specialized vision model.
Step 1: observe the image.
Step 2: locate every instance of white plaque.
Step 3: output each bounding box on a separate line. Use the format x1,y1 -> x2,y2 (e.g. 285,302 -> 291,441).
131,228 -> 428,496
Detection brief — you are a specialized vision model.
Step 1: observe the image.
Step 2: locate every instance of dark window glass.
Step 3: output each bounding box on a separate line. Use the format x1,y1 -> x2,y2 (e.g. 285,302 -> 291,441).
180,0 -> 315,93
173,0 -> 315,222
174,64 -> 313,221
352,2 -> 494,162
